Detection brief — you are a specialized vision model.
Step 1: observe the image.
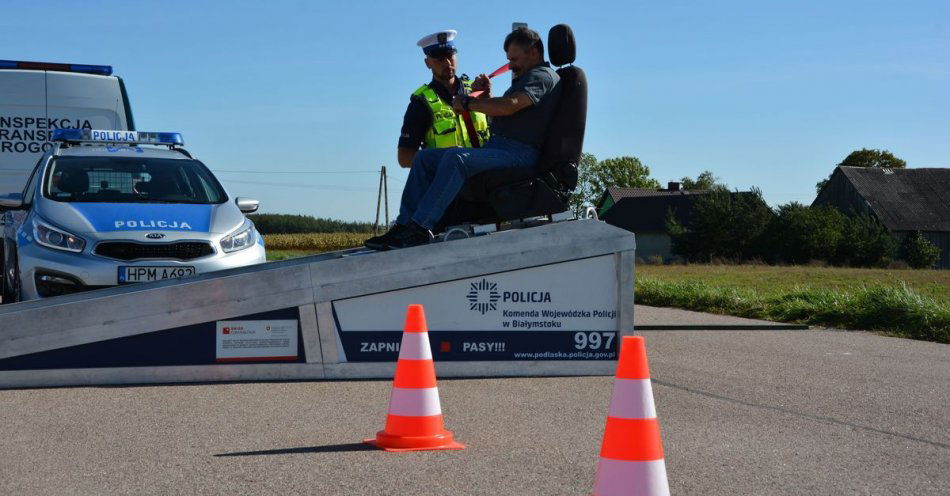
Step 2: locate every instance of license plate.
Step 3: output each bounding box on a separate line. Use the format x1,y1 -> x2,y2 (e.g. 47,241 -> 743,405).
118,266 -> 197,283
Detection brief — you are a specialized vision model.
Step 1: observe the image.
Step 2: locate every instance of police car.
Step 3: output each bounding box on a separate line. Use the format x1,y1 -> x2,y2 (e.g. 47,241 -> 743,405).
0,129 -> 265,302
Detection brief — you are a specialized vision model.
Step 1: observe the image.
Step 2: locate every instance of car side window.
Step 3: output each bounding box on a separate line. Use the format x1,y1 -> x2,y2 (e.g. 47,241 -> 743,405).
21,155 -> 46,207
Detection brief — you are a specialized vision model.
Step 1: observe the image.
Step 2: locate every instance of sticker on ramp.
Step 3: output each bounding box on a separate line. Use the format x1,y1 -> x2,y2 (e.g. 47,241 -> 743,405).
215,320 -> 299,362
332,256 -> 620,362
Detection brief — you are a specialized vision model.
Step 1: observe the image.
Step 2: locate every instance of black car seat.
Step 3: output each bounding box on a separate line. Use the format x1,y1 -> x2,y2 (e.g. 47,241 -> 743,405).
142,173 -> 181,198
57,169 -> 90,200
438,24 -> 588,229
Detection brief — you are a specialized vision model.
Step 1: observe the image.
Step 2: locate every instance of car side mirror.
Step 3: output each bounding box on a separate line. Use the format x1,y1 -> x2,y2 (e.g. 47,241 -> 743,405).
0,193 -> 23,209
236,197 -> 260,214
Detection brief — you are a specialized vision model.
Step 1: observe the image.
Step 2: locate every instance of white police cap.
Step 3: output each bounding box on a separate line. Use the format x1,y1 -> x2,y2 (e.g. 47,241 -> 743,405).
417,30 -> 458,57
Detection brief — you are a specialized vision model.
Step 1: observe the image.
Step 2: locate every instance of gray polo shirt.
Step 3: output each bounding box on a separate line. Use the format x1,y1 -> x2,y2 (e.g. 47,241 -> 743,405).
489,62 -> 561,149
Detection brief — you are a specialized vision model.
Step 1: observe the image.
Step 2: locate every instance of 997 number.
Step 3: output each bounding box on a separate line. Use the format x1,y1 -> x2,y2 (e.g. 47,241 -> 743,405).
574,332 -> 616,350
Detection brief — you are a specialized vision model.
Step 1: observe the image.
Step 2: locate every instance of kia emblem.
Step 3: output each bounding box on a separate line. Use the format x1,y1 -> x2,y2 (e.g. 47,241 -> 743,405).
145,233 -> 165,239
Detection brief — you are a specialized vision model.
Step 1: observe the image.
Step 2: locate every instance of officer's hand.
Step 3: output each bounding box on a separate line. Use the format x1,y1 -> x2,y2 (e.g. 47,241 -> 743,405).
452,95 -> 466,113
471,74 -> 491,95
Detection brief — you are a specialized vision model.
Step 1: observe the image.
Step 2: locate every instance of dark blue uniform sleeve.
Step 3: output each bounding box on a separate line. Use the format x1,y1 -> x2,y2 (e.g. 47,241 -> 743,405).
398,96 -> 431,149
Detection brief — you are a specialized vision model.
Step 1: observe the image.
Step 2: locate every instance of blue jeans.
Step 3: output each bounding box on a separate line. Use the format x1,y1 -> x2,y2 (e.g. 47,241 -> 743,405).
396,136 -> 539,230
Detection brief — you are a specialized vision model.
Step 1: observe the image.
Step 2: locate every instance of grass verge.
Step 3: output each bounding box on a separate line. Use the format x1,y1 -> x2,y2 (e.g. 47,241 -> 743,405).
636,277 -> 950,343
636,264 -> 950,306
265,249 -> 322,261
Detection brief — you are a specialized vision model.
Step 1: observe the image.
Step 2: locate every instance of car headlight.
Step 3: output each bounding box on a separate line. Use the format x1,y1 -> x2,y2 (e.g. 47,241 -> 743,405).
33,217 -> 86,253
220,219 -> 256,253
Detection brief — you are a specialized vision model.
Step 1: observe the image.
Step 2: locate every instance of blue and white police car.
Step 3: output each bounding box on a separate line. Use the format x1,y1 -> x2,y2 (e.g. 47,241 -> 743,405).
0,129 -> 265,302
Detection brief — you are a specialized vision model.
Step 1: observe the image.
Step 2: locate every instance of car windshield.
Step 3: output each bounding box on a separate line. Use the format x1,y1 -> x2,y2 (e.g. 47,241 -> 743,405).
44,156 -> 227,204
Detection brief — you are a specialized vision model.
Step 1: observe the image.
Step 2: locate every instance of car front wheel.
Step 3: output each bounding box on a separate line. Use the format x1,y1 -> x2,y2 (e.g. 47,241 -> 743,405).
1,245 -> 20,304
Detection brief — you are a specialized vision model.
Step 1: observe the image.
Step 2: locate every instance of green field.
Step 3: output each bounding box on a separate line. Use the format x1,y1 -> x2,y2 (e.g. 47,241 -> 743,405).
637,264 -> 950,306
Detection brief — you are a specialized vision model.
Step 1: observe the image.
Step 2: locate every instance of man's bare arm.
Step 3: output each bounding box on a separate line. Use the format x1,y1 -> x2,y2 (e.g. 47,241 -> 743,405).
453,91 -> 533,117
397,147 -> 417,168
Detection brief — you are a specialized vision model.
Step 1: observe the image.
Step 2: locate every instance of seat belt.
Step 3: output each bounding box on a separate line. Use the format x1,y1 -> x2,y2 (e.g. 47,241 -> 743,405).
460,63 -> 510,148
459,108 -> 482,148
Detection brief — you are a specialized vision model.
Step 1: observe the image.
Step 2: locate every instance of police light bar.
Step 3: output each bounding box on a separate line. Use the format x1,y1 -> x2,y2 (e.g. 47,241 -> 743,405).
0,59 -> 113,76
52,129 -> 184,146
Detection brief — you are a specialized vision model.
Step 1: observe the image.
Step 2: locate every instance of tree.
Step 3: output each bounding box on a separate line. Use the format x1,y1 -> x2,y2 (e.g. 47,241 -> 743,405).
571,154 -> 661,215
591,156 -> 662,193
249,214 -> 374,234
667,188 -> 774,262
836,211 -> 896,267
757,205 -> 896,267
902,231 -> 941,269
766,203 -> 847,264
816,148 -> 907,194
680,170 -> 726,191
569,152 -> 600,216
839,149 -> 907,169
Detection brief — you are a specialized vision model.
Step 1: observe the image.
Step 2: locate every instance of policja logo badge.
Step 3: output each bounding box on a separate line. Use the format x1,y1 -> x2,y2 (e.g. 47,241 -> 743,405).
466,278 -> 500,315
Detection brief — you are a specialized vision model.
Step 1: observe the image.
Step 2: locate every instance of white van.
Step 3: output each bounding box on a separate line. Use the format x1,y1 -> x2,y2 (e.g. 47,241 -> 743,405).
0,59 -> 135,198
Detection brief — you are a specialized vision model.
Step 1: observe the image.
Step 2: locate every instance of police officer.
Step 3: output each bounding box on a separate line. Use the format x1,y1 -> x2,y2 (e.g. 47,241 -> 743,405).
396,30 -> 490,168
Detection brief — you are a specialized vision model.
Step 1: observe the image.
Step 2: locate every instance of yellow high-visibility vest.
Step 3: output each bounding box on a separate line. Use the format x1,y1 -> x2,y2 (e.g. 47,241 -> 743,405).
412,80 -> 489,148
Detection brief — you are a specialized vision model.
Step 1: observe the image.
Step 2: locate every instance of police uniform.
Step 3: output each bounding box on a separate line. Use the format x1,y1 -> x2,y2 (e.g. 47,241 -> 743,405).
398,30 -> 489,151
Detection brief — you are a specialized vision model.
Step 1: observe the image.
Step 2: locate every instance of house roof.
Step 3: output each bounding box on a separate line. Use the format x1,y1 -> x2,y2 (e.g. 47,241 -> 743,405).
836,167 -> 950,231
600,193 -> 707,232
604,186 -> 708,201
597,186 -> 709,211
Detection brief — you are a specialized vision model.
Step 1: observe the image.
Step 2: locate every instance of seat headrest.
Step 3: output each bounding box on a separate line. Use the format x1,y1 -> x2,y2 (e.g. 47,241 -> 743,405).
548,24 -> 576,66
58,169 -> 89,194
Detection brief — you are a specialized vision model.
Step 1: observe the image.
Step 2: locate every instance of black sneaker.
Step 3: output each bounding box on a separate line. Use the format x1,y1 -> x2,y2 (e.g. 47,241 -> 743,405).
384,222 -> 433,250
364,225 -> 410,251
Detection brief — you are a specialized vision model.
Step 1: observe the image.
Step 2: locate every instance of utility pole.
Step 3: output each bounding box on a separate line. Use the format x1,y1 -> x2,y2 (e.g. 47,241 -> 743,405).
382,165 -> 389,227
373,165 -> 390,234
374,166 -> 383,235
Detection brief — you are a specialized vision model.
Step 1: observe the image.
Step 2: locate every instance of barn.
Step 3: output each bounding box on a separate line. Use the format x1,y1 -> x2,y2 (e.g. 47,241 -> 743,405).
813,166 -> 950,269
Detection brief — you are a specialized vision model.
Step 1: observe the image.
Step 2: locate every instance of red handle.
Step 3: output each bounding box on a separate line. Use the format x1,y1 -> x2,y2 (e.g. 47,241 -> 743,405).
487,63 -> 510,78
469,63 -> 510,99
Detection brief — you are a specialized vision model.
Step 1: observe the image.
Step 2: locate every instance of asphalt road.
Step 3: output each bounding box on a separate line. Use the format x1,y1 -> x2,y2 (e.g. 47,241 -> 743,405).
0,307 -> 947,495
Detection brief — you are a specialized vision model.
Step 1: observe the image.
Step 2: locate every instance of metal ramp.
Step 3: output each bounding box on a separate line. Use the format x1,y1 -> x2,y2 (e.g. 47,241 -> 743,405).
0,220 -> 635,388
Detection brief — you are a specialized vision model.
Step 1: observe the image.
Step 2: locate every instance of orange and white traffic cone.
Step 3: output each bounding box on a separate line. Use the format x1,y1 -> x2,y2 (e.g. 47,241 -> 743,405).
593,336 -> 670,496
363,304 -> 465,452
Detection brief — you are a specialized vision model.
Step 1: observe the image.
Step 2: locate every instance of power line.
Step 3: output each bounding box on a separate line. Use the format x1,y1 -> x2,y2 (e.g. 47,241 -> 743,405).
220,178 -> 376,192
213,170 -> 378,174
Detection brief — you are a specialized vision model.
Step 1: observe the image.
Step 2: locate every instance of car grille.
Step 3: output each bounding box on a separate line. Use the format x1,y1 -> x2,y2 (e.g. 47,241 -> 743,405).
95,241 -> 214,261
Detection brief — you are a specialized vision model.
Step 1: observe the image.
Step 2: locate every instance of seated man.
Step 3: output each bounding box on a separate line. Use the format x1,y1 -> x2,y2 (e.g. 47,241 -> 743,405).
366,27 -> 562,250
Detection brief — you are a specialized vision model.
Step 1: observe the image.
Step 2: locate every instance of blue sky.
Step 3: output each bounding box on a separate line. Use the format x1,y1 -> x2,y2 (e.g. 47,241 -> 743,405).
3,0 -> 947,221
